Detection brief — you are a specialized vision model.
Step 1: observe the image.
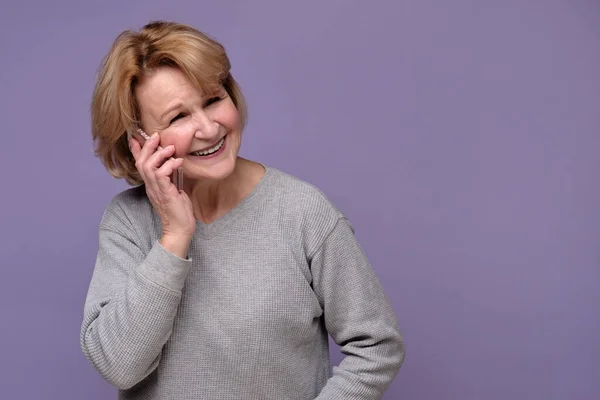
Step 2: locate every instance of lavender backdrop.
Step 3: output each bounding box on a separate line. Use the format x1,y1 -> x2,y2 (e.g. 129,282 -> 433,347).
1,1 -> 599,399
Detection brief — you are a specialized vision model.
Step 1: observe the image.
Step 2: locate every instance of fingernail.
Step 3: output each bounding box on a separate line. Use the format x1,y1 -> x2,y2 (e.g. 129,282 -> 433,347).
152,132 -> 159,140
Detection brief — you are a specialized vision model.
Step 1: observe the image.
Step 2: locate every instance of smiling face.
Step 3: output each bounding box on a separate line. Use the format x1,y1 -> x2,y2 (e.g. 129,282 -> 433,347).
134,66 -> 242,183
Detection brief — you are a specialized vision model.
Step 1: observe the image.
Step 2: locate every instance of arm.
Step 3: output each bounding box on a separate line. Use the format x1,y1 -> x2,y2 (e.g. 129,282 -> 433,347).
80,208 -> 192,390
311,217 -> 405,399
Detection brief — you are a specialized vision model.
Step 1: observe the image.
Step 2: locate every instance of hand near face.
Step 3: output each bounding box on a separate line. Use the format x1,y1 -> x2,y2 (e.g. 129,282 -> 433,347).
130,132 -> 196,254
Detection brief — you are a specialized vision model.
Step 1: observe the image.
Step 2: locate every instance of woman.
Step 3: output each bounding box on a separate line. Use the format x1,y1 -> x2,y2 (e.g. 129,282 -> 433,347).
81,20 -> 405,399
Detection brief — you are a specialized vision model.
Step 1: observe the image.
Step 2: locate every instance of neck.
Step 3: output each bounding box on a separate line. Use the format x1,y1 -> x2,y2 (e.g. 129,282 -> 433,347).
185,157 -> 264,224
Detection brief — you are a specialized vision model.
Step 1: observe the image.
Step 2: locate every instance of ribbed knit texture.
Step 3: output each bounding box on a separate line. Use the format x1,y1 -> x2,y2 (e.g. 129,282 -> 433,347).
80,166 -> 404,399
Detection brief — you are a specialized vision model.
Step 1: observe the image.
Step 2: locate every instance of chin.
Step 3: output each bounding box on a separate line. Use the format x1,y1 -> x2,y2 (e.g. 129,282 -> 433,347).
183,152 -> 238,183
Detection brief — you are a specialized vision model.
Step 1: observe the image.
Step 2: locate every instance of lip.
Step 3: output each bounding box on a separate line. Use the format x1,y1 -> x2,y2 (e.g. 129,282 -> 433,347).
188,134 -> 227,160
189,135 -> 227,154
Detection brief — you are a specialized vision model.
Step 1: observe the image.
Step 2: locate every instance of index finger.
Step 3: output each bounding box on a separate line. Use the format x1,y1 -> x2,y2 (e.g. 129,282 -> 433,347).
129,137 -> 142,160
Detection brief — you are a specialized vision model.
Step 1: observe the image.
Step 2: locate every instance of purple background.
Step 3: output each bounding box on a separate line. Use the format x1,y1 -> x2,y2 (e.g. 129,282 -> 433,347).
1,1 -> 599,399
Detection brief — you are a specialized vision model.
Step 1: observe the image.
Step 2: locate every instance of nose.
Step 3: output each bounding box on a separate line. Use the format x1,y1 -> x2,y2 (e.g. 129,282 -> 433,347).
192,109 -> 220,140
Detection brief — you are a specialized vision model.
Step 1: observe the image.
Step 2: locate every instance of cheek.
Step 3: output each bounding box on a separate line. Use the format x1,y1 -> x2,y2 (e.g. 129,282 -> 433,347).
161,127 -> 194,155
213,102 -> 241,131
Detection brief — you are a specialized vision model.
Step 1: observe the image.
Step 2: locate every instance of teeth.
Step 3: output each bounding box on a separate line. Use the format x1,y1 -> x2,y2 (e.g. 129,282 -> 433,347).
191,137 -> 225,156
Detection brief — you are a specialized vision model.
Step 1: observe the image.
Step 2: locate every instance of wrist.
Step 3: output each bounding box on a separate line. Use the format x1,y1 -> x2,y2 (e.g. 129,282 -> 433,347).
159,233 -> 192,259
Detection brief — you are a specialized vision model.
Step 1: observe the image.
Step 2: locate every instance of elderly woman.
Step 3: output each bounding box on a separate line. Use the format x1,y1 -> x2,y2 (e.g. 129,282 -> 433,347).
80,20 -> 404,400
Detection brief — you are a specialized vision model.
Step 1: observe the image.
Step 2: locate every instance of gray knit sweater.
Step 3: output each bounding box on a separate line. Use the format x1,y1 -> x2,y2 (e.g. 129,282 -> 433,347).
80,166 -> 404,399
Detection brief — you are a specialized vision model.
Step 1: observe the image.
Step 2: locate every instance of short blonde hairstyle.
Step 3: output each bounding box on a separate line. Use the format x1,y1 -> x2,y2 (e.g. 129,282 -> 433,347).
91,20 -> 247,185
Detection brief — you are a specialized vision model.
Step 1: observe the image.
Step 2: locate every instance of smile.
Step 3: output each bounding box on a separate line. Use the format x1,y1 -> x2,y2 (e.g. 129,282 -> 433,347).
189,136 -> 226,156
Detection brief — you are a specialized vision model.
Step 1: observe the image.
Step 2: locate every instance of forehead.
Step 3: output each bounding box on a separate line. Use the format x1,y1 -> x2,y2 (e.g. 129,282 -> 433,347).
135,66 -> 223,117
135,67 -> 194,107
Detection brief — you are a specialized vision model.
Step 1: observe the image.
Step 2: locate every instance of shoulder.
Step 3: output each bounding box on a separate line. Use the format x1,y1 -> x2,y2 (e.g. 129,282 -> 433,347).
264,167 -> 346,256
266,167 -> 343,217
99,184 -> 155,233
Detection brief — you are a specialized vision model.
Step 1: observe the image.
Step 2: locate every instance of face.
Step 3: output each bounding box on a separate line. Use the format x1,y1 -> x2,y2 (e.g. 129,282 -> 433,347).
134,66 -> 242,183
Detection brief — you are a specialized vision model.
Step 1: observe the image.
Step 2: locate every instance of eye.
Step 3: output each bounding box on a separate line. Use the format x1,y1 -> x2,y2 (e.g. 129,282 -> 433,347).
204,96 -> 221,107
170,112 -> 185,124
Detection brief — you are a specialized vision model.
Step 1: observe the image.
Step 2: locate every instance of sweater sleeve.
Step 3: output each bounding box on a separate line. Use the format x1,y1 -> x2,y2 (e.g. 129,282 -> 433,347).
311,217 -> 405,400
80,208 -> 192,390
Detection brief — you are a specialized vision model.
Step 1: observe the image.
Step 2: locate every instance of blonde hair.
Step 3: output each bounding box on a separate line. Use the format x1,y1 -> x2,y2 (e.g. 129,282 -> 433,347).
91,20 -> 247,185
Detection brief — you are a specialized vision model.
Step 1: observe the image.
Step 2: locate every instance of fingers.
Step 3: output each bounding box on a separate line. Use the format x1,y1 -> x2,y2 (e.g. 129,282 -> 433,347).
139,132 -> 161,160
129,132 -> 180,192
155,158 -> 184,192
129,136 -> 141,160
131,132 -> 159,162
146,145 -> 176,172
131,135 -> 154,182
